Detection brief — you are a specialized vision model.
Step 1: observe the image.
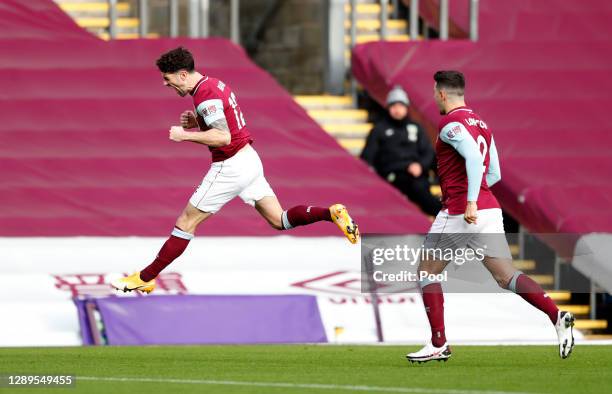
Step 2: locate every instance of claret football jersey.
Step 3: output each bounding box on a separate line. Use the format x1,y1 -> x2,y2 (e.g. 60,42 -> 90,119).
191,76 -> 253,162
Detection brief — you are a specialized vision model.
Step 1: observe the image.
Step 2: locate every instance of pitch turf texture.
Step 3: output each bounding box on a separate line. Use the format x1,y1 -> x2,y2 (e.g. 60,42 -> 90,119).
0,345 -> 610,394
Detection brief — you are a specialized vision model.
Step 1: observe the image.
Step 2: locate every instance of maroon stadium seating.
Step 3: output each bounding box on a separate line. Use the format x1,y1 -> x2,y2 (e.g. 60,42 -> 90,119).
0,0 -> 431,236
353,0 -> 612,235
419,0 -> 612,42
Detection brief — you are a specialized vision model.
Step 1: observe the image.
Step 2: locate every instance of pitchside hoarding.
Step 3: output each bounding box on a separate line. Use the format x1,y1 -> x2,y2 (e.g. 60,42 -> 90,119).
0,237 -> 570,346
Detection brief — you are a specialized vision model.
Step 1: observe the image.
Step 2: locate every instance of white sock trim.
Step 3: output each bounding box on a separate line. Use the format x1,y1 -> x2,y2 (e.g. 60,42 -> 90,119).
508,271 -> 523,293
171,227 -> 194,240
281,211 -> 293,230
419,277 -> 441,289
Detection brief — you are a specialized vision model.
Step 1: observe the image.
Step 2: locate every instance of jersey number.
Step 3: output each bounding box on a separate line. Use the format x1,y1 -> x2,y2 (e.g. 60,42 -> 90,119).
476,135 -> 488,174
228,92 -> 246,130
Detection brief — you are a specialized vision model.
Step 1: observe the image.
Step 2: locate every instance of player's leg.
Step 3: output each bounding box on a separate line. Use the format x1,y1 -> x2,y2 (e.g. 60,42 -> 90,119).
253,195 -> 283,229
112,161 -> 238,294
419,258 -> 449,344
483,256 -> 575,358
407,257 -> 452,363
253,194 -> 333,231
483,256 -> 558,322
252,195 -> 359,243
475,209 -> 560,324
139,203 -> 211,280
110,203 -> 212,294
475,208 -> 574,358
407,211 -> 458,363
239,148 -> 359,243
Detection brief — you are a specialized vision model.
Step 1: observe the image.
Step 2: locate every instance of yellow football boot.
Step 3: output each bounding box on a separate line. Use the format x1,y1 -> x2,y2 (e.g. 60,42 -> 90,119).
110,272 -> 156,294
330,204 -> 360,244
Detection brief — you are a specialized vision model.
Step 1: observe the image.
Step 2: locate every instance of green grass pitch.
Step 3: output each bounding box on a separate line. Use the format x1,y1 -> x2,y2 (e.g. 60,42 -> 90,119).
0,345 -> 610,394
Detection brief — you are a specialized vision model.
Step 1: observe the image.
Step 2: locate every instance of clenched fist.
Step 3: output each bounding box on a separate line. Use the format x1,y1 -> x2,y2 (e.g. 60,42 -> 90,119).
464,201 -> 478,224
169,126 -> 187,142
180,110 -> 198,129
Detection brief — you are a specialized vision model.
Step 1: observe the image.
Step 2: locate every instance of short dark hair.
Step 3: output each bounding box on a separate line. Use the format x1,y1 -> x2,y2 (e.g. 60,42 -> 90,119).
434,70 -> 465,94
156,47 -> 195,73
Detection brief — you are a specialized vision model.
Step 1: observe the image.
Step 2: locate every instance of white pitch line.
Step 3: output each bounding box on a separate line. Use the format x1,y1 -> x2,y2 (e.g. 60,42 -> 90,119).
78,376 -> 540,394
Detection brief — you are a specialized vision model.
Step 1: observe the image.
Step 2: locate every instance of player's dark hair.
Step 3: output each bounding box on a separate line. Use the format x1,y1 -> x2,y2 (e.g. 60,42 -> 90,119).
156,47 -> 195,73
434,70 -> 465,95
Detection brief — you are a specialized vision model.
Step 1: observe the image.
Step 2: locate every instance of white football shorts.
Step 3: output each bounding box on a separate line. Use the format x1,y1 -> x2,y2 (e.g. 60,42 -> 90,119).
423,208 -> 512,259
189,145 -> 275,213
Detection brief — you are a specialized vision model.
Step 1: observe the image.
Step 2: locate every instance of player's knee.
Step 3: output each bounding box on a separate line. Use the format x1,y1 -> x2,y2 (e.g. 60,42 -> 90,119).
269,216 -> 283,230
495,273 -> 514,289
175,214 -> 198,234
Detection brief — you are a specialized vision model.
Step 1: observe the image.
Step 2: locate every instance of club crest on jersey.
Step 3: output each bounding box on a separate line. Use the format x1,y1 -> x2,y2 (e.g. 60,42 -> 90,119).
217,81 -> 226,91
446,125 -> 462,139
204,105 -> 217,116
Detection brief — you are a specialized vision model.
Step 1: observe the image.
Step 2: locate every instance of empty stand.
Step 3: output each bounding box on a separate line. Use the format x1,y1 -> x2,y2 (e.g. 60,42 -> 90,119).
352,1 -> 612,236
0,0 -> 431,236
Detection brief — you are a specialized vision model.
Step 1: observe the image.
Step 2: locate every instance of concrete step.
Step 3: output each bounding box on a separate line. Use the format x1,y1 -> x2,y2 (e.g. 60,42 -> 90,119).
345,3 -> 396,19
345,3 -> 387,14
345,34 -> 411,45
326,131 -> 368,140
295,95 -> 368,156
58,1 -> 131,14
512,259 -> 536,271
75,17 -> 139,29
308,109 -> 368,124
575,319 -> 608,330
323,123 -> 372,135
98,32 -> 159,41
546,291 -> 572,302
345,19 -> 407,31
560,305 -> 590,315
583,334 -> 612,340
294,95 -> 353,110
530,274 -> 554,286
338,138 -> 366,155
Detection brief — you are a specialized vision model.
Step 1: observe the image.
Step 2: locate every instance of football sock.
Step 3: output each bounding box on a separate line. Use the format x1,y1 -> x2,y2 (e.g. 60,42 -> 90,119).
281,205 -> 332,229
140,227 -> 193,282
509,271 -> 559,324
421,282 -> 447,347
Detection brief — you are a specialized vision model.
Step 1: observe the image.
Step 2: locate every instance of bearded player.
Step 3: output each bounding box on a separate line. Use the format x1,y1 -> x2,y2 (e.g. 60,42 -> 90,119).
111,47 -> 359,294
406,71 -> 574,363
